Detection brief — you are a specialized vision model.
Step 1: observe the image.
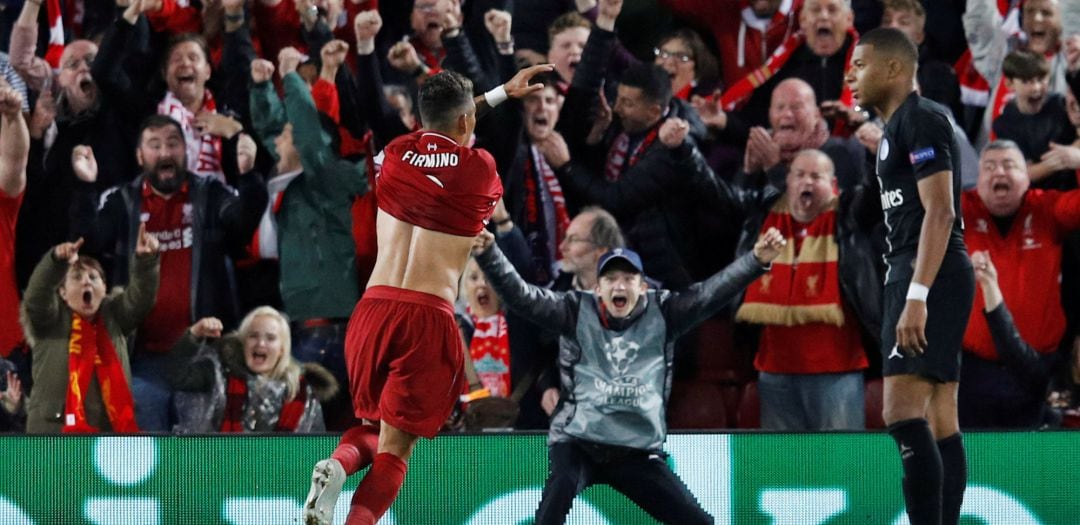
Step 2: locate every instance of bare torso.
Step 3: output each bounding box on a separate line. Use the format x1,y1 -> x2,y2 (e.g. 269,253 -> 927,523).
366,209 -> 475,305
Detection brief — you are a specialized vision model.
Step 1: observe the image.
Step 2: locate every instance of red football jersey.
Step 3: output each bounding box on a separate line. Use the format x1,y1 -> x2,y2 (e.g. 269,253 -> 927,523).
377,131 -> 502,237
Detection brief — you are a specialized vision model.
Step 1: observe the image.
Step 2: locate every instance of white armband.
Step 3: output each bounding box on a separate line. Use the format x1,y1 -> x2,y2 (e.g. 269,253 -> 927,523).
484,85 -> 508,107
906,282 -> 929,302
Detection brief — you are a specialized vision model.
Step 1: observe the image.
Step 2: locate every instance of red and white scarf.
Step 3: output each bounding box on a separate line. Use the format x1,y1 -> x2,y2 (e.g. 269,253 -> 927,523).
720,27 -> 857,113
467,309 -> 511,398
44,0 -> 65,69
527,145 -> 570,261
604,119 -> 662,182
64,314 -> 139,433
158,89 -> 224,182
736,0 -> 797,69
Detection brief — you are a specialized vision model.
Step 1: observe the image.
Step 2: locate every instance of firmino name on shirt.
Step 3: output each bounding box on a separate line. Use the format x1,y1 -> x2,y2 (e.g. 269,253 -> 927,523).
401,150 -> 460,168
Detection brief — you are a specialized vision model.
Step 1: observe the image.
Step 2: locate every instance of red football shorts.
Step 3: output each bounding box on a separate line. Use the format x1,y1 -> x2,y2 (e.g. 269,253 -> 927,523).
345,285 -> 465,438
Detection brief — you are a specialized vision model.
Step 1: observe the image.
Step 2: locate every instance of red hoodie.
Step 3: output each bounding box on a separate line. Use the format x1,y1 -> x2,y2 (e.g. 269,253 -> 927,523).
962,188 -> 1080,360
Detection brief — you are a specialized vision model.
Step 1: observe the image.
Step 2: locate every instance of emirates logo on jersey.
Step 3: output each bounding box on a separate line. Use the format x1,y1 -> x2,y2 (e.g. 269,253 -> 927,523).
880,189 -> 905,210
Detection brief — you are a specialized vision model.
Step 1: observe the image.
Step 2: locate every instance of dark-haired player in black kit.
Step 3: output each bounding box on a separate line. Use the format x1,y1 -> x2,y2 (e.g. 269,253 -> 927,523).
847,28 -> 975,525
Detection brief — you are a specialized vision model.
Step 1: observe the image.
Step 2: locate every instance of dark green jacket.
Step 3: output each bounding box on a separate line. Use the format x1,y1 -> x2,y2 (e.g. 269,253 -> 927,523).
20,252 -> 160,433
250,72 -> 368,320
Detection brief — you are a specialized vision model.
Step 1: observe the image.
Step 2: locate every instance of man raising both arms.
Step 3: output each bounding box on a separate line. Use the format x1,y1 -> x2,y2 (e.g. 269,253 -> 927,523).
302,64 -> 553,525
847,28 -> 975,525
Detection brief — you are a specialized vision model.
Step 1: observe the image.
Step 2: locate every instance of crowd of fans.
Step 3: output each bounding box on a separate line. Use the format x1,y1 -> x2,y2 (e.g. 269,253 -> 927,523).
0,0 -> 1078,434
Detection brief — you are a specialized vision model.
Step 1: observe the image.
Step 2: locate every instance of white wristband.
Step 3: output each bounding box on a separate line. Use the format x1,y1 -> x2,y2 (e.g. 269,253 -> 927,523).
906,282 -> 929,302
484,85 -> 508,107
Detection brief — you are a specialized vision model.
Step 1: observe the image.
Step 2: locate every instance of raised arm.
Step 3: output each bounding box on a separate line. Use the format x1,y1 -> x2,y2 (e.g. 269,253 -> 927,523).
69,146 -> 123,257
170,318 -> 223,392
248,59 -> 288,159
9,0 -> 51,93
218,0 -> 259,126
349,10 -> 412,147
92,0 -> 154,104
972,251 -> 1053,392
0,86 -> 28,197
662,228 -> 782,337
474,239 -> 579,334
963,0 -> 1008,82
21,242 -> 80,337
112,223 -> 161,333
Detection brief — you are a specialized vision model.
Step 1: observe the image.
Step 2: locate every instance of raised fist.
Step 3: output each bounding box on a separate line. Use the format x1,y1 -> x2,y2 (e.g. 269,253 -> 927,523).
321,40 -> 350,70
71,145 -> 98,183
0,86 -> 23,118
278,47 -> 305,78
353,10 -> 383,54
659,117 -> 689,149
251,59 -> 275,83
484,9 -> 512,44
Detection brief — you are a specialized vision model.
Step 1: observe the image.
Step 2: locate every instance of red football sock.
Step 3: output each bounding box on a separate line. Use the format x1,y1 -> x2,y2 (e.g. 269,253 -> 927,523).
331,424 -> 380,475
345,452 -> 408,525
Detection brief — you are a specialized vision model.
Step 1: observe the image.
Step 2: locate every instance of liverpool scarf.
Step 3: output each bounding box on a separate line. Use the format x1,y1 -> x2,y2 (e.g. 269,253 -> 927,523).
736,197 -> 844,327
521,145 -> 570,283
467,309 -> 511,398
220,375 -> 309,432
158,89 -> 224,182
604,119 -> 662,182
720,27 -> 857,113
64,314 -> 138,433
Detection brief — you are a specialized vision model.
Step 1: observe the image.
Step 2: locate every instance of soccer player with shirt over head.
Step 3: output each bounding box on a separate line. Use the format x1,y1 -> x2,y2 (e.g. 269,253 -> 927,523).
847,27 -> 975,525
301,64 -> 553,525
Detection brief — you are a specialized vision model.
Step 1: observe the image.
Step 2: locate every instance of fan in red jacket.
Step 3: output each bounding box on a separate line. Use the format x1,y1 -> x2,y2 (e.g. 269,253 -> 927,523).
959,139 -> 1080,428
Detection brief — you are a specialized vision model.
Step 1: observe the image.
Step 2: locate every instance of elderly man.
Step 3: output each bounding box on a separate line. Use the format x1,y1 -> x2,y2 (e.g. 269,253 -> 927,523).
10,0 -> 142,290
741,78 -> 868,193
713,149 -> 882,429
958,140 -> 1080,428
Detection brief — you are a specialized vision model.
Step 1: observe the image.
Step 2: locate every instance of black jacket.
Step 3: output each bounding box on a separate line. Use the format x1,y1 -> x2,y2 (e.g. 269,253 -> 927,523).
703,147 -> 885,349
555,27 -> 722,290
71,172 -> 267,329
15,95 -> 140,290
738,34 -> 855,129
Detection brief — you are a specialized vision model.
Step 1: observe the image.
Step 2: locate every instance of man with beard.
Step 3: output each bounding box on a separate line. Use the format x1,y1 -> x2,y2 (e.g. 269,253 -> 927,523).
741,78 -> 868,193
958,140 -> 1080,428
847,28 -> 974,525
70,115 -> 267,430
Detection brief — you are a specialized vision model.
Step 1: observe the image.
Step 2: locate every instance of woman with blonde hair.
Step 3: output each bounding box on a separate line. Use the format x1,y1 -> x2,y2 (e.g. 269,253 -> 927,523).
171,306 -> 338,432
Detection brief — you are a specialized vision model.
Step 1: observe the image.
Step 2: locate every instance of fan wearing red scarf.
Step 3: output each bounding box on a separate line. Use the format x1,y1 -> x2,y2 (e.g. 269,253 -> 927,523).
169,307 -> 339,433
20,225 -> 160,433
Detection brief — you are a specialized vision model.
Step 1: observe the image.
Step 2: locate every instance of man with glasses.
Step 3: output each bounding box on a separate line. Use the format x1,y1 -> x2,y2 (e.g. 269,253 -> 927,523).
9,0 -> 141,294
